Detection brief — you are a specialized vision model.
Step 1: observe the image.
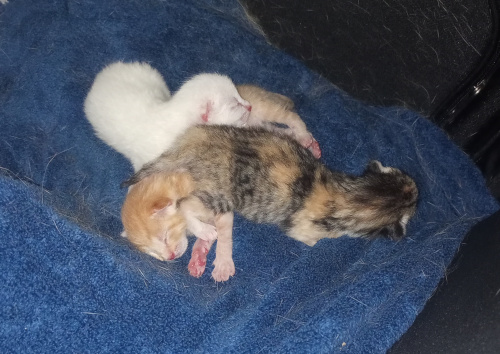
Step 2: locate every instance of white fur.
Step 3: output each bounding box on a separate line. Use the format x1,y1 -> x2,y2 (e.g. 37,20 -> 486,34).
84,61 -> 251,170
372,160 -> 395,174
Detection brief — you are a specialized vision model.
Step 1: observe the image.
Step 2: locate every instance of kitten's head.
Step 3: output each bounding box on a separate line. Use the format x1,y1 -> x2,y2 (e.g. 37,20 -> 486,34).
295,161 -> 418,245
176,73 -> 252,126
354,160 -> 418,240
121,173 -> 192,261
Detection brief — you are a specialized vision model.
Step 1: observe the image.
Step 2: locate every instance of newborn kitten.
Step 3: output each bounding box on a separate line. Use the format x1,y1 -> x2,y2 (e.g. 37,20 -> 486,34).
121,172 -> 216,261
84,61 -> 252,171
125,125 -> 418,281
84,61 -> 319,172
121,171 -> 218,278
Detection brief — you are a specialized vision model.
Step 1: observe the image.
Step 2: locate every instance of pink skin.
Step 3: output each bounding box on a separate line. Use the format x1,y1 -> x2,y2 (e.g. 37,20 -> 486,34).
308,138 -> 321,158
188,238 -> 214,278
187,212 -> 235,282
296,133 -> 321,159
240,103 -> 252,124
164,245 -> 186,261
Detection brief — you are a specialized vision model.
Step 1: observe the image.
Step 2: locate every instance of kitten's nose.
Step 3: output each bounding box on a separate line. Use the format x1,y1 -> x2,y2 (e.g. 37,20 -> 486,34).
166,253 -> 176,261
245,105 -> 252,112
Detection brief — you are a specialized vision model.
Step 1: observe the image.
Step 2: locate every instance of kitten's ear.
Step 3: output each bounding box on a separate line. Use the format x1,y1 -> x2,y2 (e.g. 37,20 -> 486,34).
365,160 -> 384,174
150,197 -> 175,218
375,220 -> 406,240
201,101 -> 213,123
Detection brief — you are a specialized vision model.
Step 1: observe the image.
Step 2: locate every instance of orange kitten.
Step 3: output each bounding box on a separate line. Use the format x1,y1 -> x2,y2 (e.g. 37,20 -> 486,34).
121,172 -> 215,261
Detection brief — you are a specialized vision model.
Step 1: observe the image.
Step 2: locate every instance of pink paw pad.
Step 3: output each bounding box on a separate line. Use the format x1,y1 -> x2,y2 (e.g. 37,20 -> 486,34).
188,247 -> 208,278
211,259 -> 235,282
308,139 -> 321,158
297,134 -> 313,148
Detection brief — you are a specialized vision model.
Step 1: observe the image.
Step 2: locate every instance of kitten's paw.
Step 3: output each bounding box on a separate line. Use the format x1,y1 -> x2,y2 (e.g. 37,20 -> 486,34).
296,133 -> 313,148
194,222 -> 217,241
308,138 -> 321,159
297,133 -> 321,158
211,258 -> 235,282
188,248 -> 208,278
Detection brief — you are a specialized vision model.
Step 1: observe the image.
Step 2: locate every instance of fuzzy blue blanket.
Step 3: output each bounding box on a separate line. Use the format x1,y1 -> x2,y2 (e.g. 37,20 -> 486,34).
0,0 -> 497,353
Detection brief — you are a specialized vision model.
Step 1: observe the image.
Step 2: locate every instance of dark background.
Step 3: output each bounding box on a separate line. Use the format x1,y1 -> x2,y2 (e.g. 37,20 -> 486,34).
239,0 -> 500,352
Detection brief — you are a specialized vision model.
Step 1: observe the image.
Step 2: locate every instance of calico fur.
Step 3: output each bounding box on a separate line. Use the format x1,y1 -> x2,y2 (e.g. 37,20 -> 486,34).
125,125 -> 418,280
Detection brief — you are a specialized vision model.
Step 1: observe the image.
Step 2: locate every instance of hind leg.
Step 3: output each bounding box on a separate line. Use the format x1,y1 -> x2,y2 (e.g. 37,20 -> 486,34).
270,111 -> 321,158
187,211 -> 235,280
244,96 -> 321,158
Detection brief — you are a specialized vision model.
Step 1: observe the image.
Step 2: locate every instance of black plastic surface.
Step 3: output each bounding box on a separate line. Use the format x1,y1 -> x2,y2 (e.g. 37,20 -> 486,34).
389,210 -> 500,353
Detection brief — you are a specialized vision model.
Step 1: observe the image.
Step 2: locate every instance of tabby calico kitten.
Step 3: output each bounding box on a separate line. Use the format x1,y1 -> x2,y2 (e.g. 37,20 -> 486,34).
124,125 -> 418,281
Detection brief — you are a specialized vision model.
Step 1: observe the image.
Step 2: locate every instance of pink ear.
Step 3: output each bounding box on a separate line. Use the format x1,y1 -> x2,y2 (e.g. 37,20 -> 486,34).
201,101 -> 213,123
151,198 -> 173,217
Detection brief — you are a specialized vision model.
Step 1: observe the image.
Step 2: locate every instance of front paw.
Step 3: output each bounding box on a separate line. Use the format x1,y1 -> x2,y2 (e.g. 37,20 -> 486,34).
194,223 -> 218,241
296,132 -> 313,148
308,138 -> 321,158
211,258 -> 235,282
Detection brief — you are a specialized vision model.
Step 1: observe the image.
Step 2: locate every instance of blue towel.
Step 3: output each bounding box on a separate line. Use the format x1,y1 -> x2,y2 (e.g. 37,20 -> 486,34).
0,0 -> 497,353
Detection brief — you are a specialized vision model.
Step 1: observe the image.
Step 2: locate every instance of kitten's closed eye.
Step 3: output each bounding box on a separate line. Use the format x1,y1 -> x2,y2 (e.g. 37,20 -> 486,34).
235,98 -> 251,112
225,97 -> 251,126
370,219 -> 406,240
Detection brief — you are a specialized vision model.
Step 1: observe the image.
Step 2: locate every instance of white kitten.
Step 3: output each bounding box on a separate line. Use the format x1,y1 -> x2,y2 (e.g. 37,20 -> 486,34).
84,61 -> 251,171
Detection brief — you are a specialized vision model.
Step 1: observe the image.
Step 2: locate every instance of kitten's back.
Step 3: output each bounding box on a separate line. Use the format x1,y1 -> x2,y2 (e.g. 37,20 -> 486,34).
131,125 -> 317,221
84,62 -> 176,169
237,84 -> 294,118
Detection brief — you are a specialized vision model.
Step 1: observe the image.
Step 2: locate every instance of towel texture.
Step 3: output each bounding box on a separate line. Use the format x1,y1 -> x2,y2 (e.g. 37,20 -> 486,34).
0,0 -> 497,353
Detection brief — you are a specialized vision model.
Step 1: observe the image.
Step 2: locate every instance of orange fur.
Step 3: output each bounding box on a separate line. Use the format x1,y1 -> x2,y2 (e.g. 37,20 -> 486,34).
237,84 -> 320,157
121,172 -> 194,261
